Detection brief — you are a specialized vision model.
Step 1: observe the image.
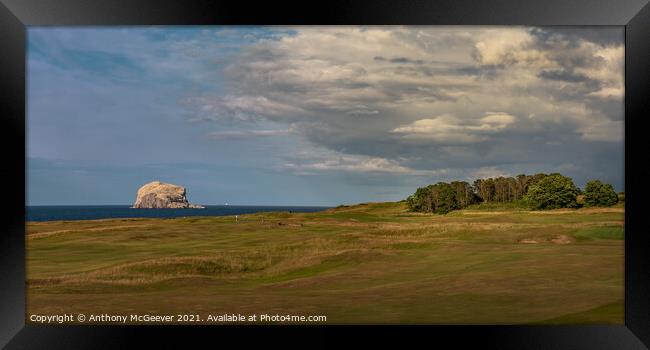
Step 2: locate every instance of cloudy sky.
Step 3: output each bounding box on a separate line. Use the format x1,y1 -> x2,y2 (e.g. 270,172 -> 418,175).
27,26 -> 624,206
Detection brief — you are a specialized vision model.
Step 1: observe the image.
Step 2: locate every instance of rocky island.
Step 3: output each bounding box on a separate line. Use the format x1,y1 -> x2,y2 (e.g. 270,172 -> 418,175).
132,181 -> 204,209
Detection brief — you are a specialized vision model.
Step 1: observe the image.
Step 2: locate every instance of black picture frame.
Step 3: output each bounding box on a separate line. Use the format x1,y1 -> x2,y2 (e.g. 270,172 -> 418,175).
1,0 -> 649,348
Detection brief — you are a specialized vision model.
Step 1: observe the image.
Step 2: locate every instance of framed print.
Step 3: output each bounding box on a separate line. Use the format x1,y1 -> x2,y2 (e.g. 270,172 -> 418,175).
1,0 -> 649,348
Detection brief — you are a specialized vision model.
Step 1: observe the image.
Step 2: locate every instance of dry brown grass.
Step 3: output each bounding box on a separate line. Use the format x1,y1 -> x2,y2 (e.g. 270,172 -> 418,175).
27,224 -> 155,240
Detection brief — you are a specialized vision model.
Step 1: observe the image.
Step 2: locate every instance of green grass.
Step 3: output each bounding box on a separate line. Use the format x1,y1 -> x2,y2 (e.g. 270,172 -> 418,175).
573,226 -> 624,241
465,199 -> 531,211
26,202 -> 624,324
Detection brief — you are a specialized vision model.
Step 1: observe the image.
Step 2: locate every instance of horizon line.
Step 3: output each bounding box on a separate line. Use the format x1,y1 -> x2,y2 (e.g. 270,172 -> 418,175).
25,203 -> 336,207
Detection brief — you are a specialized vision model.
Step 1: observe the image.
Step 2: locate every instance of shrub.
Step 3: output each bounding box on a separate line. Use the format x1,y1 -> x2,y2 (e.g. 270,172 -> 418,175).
523,173 -> 580,209
583,180 -> 619,207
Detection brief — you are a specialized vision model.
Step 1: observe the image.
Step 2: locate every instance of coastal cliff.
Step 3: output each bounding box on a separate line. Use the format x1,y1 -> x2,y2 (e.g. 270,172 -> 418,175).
132,181 -> 204,208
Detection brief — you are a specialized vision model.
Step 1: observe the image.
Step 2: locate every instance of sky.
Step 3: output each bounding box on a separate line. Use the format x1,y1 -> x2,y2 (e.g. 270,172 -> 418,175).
27,26 -> 624,206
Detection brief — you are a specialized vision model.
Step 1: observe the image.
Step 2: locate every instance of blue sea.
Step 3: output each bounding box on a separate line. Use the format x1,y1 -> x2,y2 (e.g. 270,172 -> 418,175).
26,205 -> 330,222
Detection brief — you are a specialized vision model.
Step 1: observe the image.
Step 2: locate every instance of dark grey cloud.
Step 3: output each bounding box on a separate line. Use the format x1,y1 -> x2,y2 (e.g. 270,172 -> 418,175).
373,56 -> 425,64
538,69 -> 593,83
184,26 -> 624,189
532,26 -> 624,47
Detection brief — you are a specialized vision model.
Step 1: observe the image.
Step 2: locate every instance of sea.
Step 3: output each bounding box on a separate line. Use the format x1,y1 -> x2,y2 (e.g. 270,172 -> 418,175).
26,205 -> 331,222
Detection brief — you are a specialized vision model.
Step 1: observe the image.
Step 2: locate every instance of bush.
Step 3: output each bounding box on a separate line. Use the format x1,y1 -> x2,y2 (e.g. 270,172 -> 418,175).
583,180 -> 619,207
523,173 -> 580,209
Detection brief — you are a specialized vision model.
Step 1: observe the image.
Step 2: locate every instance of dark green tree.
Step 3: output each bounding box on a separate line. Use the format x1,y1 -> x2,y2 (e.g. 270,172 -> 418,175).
583,180 -> 618,207
429,182 -> 459,214
406,186 -> 433,212
526,173 -> 548,189
515,174 -> 528,198
523,173 -> 580,209
407,173 -> 580,213
473,178 -> 495,202
406,182 -> 460,214
450,181 -> 476,208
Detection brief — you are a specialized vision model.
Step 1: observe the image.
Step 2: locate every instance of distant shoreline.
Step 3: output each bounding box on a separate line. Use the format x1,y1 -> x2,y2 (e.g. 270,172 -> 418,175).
27,204 -> 334,207
26,205 -> 332,222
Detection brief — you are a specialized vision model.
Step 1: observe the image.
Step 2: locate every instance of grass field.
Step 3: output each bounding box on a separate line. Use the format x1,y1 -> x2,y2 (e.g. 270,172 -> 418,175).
26,202 -> 624,324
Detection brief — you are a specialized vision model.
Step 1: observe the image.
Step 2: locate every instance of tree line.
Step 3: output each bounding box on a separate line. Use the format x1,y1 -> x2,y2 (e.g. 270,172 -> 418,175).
406,173 -> 620,214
